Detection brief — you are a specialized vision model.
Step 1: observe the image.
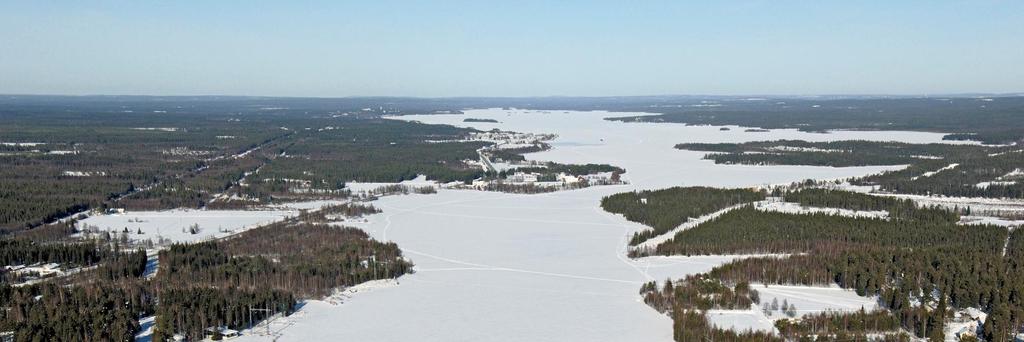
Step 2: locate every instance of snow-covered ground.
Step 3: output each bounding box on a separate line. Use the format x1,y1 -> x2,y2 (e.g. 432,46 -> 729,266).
754,284 -> 879,317
225,108 -> 963,342
976,180 -> 1018,188
79,208 -> 300,244
78,199 -> 351,245
975,168 -> 1022,189
959,215 -> 1024,227
912,163 -> 959,180
756,200 -> 889,220
269,199 -> 346,211
135,315 -> 155,342
707,284 -> 879,334
945,308 -> 987,342
880,193 -> 1024,218
707,309 -> 778,333
344,175 -> 441,195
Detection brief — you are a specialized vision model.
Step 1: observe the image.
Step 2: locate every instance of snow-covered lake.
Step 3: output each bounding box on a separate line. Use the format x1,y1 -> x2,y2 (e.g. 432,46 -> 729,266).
231,109 -> 958,342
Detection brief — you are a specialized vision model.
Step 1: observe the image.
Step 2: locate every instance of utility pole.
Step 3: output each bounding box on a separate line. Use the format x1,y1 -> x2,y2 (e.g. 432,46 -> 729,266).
249,307 -> 273,336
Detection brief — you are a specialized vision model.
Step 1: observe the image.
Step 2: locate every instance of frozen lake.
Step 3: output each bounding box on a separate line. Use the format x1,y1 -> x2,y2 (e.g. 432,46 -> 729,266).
234,109 -> 957,342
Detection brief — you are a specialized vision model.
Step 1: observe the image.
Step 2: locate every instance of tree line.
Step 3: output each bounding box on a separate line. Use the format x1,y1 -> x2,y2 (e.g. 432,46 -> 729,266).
601,186 -> 765,246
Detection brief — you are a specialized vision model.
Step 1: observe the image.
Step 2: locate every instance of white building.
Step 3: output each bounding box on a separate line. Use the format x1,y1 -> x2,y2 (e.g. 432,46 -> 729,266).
557,173 -> 582,184
508,172 -> 538,183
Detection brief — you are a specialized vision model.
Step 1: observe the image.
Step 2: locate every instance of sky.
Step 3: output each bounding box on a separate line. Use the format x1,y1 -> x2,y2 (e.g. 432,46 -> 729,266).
1,1 -> 1022,97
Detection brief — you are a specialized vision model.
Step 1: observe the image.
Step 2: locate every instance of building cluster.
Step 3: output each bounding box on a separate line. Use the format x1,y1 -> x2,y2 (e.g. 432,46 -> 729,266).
3,263 -> 66,285
470,172 -> 590,189
470,131 -> 555,150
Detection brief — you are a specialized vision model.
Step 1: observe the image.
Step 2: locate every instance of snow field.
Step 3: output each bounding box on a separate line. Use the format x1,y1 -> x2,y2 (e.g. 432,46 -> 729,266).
223,108 -> 962,341
708,284 -> 878,334
80,200 -> 346,245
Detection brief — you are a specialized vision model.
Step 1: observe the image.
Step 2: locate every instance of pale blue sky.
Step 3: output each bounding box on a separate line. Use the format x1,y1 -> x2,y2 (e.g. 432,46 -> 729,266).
1,1 -> 1022,97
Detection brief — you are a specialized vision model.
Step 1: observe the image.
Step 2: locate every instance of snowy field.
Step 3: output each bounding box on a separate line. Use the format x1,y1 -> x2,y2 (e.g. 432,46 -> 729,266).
707,309 -> 778,333
755,284 -> 879,318
707,284 -> 878,334
225,108 -> 962,342
344,175 -> 441,195
78,200 -> 343,244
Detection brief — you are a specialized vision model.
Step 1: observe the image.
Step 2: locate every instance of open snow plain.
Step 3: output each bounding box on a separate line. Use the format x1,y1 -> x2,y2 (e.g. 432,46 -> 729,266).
79,200 -> 345,244
233,109 -> 961,342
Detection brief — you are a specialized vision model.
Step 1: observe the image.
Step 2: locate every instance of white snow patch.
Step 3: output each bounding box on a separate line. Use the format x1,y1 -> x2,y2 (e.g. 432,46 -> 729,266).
132,127 -> 178,132
707,309 -> 778,333
344,175 -> 439,195
945,308 -> 986,342
0,142 -> 44,146
911,163 -> 959,180
707,284 -> 878,334
976,180 -> 1017,188
755,284 -> 878,318
62,171 -> 106,177
880,194 -> 1024,218
756,200 -> 889,219
135,315 -> 155,342
911,155 -> 944,160
959,215 -> 1024,227
77,207 -> 310,244
766,146 -> 847,153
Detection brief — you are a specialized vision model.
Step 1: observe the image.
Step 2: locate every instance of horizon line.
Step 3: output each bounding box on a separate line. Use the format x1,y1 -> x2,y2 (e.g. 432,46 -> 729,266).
3,92 -> 1023,100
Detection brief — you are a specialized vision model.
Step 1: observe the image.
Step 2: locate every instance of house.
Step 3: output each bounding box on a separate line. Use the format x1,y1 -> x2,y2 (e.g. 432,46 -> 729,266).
12,263 -> 64,277
557,173 -> 582,184
3,265 -> 25,272
508,172 -> 538,183
205,326 -> 240,338
956,326 -> 977,340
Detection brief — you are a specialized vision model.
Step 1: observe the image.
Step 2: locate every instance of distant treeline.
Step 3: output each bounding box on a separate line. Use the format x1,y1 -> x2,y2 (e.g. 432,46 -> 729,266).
463,118 -> 499,123
675,140 -> 1024,199
0,106 -> 486,232
607,96 -> 1024,145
